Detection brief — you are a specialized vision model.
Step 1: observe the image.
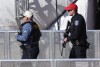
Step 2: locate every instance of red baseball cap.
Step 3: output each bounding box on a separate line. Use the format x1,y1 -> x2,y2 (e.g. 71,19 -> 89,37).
64,3 -> 78,11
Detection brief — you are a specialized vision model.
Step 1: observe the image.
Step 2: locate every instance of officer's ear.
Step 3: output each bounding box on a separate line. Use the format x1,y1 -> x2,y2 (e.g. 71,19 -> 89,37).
26,17 -> 29,20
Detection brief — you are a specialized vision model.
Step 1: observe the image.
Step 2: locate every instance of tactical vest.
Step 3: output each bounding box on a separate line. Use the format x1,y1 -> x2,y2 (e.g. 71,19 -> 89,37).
29,21 -> 41,42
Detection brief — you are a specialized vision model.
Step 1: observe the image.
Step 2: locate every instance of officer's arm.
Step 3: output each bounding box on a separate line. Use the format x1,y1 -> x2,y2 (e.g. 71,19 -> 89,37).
16,23 -> 32,41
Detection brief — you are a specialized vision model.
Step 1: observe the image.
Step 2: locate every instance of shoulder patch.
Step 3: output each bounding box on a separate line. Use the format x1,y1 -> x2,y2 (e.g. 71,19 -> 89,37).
74,20 -> 79,26
23,30 -> 28,33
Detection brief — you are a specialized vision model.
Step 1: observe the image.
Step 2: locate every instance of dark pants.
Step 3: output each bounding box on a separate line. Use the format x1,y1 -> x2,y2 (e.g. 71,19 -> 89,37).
21,46 -> 39,59
69,45 -> 87,58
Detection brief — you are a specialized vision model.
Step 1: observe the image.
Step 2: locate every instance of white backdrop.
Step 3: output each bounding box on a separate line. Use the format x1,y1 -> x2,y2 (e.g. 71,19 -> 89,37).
0,0 -> 16,30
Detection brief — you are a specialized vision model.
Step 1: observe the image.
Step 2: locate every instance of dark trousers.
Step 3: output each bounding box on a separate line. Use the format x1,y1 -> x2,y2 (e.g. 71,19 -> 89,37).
22,46 -> 39,59
69,45 -> 87,58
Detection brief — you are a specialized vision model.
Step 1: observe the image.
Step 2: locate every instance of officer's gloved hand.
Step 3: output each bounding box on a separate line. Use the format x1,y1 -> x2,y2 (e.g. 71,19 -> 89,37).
17,30 -> 21,35
15,30 -> 20,36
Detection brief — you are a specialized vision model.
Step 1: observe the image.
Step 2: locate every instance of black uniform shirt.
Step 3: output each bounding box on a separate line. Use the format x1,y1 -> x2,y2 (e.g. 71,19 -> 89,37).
67,13 -> 87,41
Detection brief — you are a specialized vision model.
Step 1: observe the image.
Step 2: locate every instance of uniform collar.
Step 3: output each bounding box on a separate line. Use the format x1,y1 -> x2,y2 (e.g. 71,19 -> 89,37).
71,13 -> 78,20
73,13 -> 78,17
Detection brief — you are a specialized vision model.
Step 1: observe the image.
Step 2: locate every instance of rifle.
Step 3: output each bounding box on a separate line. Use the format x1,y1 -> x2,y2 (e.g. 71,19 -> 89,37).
61,21 -> 71,56
60,0 -> 78,56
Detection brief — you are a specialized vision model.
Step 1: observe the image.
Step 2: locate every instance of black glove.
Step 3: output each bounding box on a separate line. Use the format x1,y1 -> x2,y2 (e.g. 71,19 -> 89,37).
18,32 -> 21,35
17,30 -> 22,35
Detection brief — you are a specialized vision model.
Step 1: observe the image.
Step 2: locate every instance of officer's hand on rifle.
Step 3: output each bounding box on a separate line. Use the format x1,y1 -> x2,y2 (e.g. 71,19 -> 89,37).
63,38 -> 68,43
62,38 -> 68,48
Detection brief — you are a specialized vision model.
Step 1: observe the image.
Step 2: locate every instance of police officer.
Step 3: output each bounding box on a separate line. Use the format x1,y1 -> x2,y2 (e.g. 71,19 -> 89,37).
64,3 -> 89,58
16,10 -> 41,59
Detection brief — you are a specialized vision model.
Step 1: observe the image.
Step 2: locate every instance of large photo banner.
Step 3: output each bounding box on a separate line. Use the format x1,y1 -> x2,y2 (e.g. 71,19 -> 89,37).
0,0 -> 95,30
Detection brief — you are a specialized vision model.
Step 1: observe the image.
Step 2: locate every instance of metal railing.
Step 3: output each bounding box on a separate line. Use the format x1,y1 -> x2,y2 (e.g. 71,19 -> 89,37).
0,59 -> 100,67
0,30 -> 100,59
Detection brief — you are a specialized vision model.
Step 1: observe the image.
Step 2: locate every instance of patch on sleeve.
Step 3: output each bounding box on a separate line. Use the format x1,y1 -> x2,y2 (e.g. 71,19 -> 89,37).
23,30 -> 28,33
74,20 -> 79,26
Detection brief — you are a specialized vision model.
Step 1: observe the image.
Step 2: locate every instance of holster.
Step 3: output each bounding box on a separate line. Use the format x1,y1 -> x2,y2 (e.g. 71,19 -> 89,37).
20,45 -> 27,51
20,45 -> 31,53
71,40 -> 90,49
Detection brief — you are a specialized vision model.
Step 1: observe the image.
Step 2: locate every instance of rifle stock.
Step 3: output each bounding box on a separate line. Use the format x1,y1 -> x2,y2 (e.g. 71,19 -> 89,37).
61,42 -> 66,56
61,21 -> 71,56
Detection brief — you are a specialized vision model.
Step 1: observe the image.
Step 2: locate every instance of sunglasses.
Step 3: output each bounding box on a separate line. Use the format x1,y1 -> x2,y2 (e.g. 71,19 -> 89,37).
22,16 -> 25,18
67,10 -> 72,12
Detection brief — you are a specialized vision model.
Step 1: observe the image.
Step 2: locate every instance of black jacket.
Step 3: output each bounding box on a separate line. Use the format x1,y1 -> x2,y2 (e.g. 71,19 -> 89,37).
67,13 -> 87,42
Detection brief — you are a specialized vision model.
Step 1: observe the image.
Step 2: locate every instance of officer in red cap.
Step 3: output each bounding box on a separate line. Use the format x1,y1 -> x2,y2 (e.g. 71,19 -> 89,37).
63,3 -> 89,58
64,3 -> 78,16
